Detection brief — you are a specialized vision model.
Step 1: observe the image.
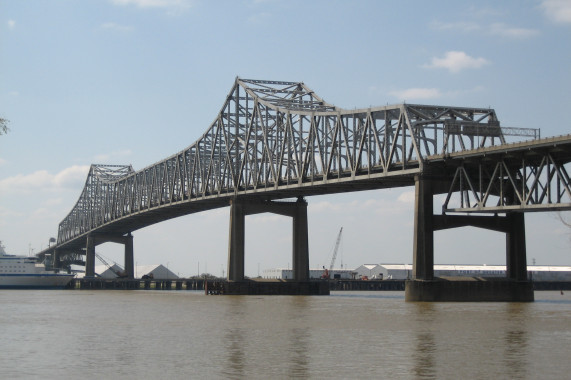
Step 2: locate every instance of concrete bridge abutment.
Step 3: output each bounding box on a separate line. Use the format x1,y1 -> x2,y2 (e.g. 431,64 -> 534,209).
227,197 -> 309,282
406,176 -> 534,302
85,233 -> 134,278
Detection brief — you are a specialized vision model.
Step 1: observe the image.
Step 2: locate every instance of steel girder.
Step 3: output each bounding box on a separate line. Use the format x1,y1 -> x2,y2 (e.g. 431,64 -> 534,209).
57,164 -> 134,243
56,77 -> 537,245
439,136 -> 571,213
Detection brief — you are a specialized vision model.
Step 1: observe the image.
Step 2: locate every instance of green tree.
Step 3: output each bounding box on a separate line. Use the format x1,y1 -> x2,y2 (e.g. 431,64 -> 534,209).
0,118 -> 9,135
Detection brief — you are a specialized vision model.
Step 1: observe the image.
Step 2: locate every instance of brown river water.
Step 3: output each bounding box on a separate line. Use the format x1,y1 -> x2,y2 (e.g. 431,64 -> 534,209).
1,290 -> 570,379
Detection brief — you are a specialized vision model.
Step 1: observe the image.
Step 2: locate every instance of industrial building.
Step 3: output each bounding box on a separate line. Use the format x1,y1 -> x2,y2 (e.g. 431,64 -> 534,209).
262,268 -> 355,280
354,264 -> 571,281
264,264 -> 571,281
75,264 -> 178,279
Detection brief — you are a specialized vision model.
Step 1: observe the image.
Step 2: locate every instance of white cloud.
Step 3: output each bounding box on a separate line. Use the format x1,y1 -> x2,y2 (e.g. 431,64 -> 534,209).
93,149 -> 132,163
397,191 -> 415,204
432,20 -> 538,39
310,196 -> 411,216
44,198 -> 64,207
101,22 -> 134,32
467,6 -> 505,18
7,20 -> 15,30
52,166 -> 90,188
110,0 -> 193,14
389,88 -> 442,101
0,158 -> 6,166
248,12 -> 272,24
541,0 -> 571,23
489,23 -> 540,38
0,165 -> 89,194
310,201 -> 343,213
430,21 -> 481,33
424,51 -> 490,73
248,214 -> 283,223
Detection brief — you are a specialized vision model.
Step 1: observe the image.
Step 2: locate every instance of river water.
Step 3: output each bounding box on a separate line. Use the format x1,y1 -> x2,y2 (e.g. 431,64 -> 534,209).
1,289 -> 570,379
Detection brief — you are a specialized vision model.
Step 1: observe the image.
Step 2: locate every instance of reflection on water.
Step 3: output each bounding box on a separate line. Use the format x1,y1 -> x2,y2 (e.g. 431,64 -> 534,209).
1,290 -> 571,379
503,303 -> 529,379
413,303 -> 436,379
288,327 -> 309,378
414,332 -> 436,379
288,297 -> 310,378
224,326 -> 245,378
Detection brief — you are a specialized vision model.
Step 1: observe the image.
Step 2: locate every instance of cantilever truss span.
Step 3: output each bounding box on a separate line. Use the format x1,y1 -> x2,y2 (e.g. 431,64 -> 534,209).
57,77 -> 546,247
437,136 -> 571,213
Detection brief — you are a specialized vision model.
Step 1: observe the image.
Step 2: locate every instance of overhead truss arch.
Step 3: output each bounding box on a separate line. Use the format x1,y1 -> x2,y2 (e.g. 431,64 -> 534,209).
57,77 -> 542,246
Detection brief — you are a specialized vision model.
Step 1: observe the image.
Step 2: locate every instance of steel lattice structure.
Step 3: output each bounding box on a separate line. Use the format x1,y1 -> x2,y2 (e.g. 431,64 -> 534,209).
57,77 -> 550,247
437,136 -> 571,213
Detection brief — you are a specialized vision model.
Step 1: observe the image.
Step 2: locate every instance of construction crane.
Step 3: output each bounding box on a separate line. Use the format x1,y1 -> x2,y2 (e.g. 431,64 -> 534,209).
95,252 -> 127,278
322,227 -> 343,279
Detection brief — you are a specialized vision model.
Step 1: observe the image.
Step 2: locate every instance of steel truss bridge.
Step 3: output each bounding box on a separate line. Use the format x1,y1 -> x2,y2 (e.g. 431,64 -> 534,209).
42,78 -> 571,293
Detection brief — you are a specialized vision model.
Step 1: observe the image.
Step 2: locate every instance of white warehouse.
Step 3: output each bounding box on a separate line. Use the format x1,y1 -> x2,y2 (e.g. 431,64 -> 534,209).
354,264 -> 571,281
263,268 -> 355,280
264,264 -> 571,281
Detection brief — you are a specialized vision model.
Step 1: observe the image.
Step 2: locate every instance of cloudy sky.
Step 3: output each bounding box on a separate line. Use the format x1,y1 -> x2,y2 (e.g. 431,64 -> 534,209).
1,0 -> 570,277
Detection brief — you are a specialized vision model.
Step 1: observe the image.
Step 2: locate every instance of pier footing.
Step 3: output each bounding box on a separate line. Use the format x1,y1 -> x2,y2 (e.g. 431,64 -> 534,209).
405,277 -> 534,302
207,279 -> 329,295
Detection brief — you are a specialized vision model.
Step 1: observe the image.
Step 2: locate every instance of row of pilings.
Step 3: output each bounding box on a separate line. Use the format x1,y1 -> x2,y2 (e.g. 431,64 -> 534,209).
72,278 -> 407,293
75,278 -> 211,291
70,278 -> 570,293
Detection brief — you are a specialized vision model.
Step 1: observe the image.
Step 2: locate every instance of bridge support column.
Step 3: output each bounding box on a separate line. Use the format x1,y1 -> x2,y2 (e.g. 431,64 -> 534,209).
53,249 -> 61,270
124,233 -> 134,279
226,197 -> 310,282
292,197 -> 309,281
506,213 -> 527,281
412,176 -> 434,281
228,199 -> 245,282
84,233 -> 135,278
405,188 -> 534,302
86,235 -> 96,277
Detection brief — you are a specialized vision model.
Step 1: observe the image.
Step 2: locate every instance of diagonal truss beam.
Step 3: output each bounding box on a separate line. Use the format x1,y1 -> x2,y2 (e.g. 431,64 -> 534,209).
441,138 -> 571,212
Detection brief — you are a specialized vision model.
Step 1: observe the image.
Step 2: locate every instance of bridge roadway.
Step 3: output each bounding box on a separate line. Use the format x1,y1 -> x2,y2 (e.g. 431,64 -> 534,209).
38,78 -> 571,301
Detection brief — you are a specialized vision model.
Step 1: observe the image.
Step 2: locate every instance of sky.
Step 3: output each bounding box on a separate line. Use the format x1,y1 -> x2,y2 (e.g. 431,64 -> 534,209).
1,0 -> 571,277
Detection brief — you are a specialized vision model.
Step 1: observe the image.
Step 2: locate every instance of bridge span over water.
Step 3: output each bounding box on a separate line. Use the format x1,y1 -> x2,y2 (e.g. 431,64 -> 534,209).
41,78 -> 571,300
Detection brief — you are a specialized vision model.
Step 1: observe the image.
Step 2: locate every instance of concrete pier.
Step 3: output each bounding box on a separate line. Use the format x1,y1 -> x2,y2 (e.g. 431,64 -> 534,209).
85,233 -> 134,278
227,197 -> 309,282
409,175 -> 534,302
405,277 -> 534,302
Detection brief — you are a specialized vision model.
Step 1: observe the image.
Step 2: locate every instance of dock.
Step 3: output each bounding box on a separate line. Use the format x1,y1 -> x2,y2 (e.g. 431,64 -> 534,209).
70,277 -> 570,294
74,278 -> 330,295
75,278 -> 208,291
205,279 -> 329,295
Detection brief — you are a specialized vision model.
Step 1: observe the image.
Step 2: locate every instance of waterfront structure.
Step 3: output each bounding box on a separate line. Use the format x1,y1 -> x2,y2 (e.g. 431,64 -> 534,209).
76,264 -> 178,279
135,264 -> 179,280
354,264 -> 571,281
266,264 -> 571,281
36,78 -> 571,301
263,268 -> 355,280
